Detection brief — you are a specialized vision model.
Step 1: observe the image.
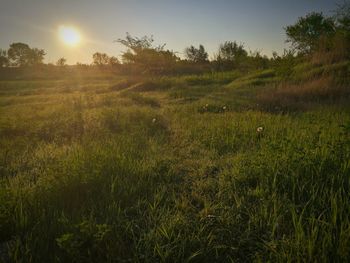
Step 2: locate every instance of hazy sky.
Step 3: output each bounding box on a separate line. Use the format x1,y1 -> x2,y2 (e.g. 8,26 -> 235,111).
0,0 -> 337,64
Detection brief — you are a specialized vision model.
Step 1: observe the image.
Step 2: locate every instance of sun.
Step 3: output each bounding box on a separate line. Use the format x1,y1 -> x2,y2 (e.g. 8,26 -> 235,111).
59,26 -> 81,46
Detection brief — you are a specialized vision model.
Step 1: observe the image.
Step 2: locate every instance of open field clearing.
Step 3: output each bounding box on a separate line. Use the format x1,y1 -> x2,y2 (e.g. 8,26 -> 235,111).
1,63 -> 350,261
1,1 -> 350,261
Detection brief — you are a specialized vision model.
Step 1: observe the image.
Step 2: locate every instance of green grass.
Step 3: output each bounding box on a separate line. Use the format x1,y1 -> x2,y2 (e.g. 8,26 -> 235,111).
0,65 -> 350,262
291,61 -> 350,82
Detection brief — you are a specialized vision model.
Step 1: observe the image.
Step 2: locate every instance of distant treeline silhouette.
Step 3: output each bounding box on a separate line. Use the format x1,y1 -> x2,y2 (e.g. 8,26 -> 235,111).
0,3 -> 349,77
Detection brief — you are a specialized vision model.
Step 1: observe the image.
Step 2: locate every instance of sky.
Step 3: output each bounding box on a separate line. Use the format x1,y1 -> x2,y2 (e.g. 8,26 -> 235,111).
0,0 -> 338,64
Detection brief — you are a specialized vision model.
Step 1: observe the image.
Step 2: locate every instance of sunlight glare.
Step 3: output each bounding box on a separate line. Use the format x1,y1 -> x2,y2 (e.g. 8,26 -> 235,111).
59,26 -> 81,46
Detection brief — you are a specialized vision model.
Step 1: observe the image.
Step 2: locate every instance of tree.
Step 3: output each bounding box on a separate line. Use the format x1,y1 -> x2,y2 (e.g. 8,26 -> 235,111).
214,41 -> 248,70
92,52 -> 110,65
56,57 -> 67,66
7,43 -> 31,66
27,48 -> 45,65
117,33 -> 156,51
334,1 -> 350,34
108,56 -> 120,66
218,41 -> 247,61
7,42 -> 45,66
92,53 -> 120,66
116,33 -> 168,64
116,33 -> 178,73
285,12 -> 336,53
332,1 -> 350,59
0,49 -> 9,67
184,44 -> 208,63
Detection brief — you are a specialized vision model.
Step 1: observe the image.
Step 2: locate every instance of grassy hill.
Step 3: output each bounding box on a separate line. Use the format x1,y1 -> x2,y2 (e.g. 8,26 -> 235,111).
0,60 -> 349,262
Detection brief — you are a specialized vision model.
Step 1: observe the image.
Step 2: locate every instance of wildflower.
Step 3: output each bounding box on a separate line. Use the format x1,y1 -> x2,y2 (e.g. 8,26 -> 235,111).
152,118 -> 156,123
257,126 -> 263,133
205,104 -> 209,107
223,106 -> 227,110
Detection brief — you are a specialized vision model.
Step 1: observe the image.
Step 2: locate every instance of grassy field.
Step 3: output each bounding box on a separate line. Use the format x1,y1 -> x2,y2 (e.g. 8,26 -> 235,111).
0,62 -> 350,262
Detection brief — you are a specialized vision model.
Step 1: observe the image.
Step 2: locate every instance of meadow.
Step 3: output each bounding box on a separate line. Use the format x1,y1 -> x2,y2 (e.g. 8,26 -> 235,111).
0,59 -> 350,262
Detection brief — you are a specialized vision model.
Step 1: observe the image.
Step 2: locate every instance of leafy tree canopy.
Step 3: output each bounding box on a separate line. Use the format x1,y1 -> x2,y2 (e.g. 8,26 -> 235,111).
116,33 -> 178,73
7,42 -> 45,66
184,45 -> 208,63
285,12 -> 336,53
218,41 -> 247,61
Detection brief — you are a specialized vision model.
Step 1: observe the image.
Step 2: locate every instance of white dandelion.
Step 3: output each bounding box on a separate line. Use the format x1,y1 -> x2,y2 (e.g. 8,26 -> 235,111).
152,118 -> 157,123
257,126 -> 263,133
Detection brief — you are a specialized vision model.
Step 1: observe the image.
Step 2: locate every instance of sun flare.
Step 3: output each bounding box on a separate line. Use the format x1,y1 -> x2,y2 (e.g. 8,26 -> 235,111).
59,26 -> 81,46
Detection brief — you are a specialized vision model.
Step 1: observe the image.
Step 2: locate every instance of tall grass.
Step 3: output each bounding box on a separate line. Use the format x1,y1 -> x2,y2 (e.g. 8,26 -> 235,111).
0,61 -> 350,262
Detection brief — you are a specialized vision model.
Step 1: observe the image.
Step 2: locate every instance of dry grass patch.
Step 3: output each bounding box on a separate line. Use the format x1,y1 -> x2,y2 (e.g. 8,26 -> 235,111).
258,77 -> 349,110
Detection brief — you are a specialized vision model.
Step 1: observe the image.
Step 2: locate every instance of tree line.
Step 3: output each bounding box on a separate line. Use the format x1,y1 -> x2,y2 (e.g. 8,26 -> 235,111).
0,3 -> 349,75
0,43 -> 45,67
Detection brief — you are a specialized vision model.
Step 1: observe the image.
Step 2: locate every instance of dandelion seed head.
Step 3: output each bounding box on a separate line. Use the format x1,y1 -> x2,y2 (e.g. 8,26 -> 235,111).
152,118 -> 156,123
257,127 -> 263,133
